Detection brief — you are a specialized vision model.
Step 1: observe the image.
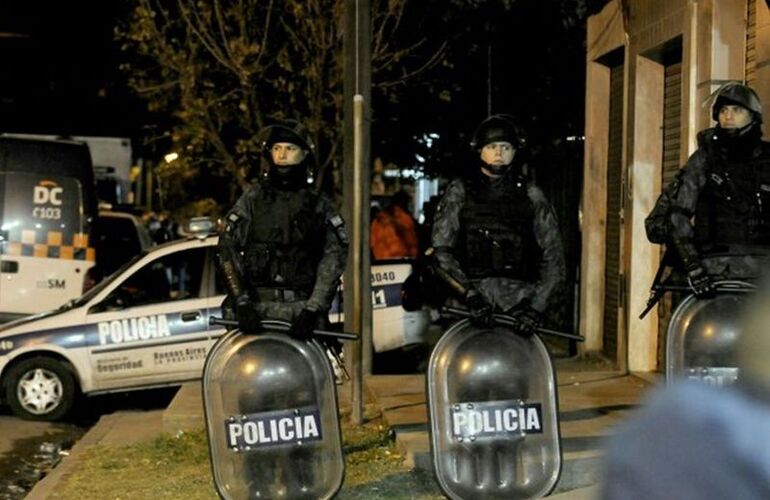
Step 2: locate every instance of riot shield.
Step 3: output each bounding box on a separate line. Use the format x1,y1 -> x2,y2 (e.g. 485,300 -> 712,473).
666,280 -> 755,387
427,316 -> 561,499
202,320 -> 344,500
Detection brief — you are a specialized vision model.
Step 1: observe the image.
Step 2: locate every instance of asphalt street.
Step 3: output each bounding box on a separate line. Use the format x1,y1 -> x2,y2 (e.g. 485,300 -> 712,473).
0,387 -> 178,499
0,407 -> 85,500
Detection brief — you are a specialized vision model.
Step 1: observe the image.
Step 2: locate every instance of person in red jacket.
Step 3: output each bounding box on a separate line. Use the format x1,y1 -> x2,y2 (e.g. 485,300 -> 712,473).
371,190 -> 419,260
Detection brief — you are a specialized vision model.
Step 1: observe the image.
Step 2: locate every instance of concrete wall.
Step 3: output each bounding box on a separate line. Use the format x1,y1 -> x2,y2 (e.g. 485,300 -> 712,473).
626,56 -> 663,372
580,0 -> 626,355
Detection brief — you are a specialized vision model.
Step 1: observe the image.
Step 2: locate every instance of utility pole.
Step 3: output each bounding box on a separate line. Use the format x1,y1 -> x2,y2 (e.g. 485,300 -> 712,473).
342,0 -> 372,425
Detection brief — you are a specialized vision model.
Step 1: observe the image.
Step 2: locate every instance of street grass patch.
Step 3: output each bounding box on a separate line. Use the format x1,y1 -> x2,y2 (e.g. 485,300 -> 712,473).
55,418 -> 443,499
55,430 -> 216,499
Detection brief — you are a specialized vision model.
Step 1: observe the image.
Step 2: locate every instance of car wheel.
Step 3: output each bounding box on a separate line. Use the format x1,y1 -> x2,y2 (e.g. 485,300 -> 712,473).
5,357 -> 77,421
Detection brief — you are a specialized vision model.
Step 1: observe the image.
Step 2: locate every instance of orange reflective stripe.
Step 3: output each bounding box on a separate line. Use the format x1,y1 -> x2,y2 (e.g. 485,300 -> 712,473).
73,233 -> 89,248
47,231 -> 63,246
2,229 -> 94,261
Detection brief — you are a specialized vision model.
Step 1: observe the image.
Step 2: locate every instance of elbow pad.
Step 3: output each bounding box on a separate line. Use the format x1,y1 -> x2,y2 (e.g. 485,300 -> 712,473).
216,246 -> 245,298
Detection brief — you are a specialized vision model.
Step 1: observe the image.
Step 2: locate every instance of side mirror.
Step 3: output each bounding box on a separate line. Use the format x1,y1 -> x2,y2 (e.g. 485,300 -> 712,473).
102,288 -> 132,311
87,292 -> 123,314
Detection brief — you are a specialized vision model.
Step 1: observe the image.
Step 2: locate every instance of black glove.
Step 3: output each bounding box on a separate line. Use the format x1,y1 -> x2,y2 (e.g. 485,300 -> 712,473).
510,303 -> 543,337
290,308 -> 320,340
465,292 -> 494,327
686,264 -> 715,299
235,295 -> 262,333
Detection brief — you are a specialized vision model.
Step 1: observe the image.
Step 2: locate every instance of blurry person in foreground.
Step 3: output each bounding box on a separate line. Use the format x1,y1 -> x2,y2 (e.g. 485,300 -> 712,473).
600,279 -> 770,500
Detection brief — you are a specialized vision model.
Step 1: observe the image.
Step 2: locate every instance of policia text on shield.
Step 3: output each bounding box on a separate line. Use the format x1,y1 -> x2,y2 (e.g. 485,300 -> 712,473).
427,306 -> 565,498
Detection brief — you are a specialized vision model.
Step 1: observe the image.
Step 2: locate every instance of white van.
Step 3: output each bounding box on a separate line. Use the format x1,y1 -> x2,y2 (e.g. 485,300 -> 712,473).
0,137 -> 99,322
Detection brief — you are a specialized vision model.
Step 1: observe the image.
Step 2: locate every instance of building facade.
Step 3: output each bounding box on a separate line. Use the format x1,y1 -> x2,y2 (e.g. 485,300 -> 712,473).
581,0 -> 770,372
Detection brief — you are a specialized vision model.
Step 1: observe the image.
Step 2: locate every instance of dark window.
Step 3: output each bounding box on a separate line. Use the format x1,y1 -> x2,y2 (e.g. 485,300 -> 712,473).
94,215 -> 148,278
101,248 -> 207,309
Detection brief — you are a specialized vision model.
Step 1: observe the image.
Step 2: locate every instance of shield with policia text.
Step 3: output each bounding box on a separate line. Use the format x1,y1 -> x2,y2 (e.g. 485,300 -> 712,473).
666,280 -> 755,387
203,320 -> 344,500
427,316 -> 561,499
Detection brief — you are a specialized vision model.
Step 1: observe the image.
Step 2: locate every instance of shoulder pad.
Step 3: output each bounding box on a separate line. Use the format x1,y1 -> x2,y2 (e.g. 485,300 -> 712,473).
329,214 -> 344,229
526,184 -> 547,203
328,213 -> 349,244
696,127 -> 718,148
224,210 -> 245,232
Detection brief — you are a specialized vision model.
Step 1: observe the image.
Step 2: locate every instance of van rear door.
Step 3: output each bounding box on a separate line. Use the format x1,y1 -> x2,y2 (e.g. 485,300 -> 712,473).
0,172 -> 95,317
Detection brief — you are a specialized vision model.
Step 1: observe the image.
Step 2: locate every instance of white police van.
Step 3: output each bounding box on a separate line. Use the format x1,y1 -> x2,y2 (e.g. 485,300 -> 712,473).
0,234 -> 430,420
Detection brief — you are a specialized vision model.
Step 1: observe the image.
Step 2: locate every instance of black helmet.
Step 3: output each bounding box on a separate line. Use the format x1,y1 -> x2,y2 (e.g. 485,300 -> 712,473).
711,82 -> 763,124
469,114 -> 527,150
259,119 -> 316,157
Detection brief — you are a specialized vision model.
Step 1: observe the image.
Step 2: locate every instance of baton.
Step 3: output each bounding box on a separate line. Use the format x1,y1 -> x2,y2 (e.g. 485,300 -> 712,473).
442,306 -> 584,342
209,316 -> 360,340
651,283 -> 754,294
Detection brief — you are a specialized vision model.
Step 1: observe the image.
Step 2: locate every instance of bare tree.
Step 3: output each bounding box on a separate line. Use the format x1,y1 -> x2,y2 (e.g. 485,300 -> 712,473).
117,0 -> 444,214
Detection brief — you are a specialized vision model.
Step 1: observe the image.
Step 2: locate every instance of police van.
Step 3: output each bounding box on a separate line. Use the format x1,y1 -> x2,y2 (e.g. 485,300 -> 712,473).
0,234 -> 430,420
0,137 -> 99,322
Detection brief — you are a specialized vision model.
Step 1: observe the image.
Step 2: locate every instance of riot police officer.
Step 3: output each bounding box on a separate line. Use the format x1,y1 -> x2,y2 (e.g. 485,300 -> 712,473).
216,119 -> 349,338
646,82 -> 770,296
430,114 -> 566,334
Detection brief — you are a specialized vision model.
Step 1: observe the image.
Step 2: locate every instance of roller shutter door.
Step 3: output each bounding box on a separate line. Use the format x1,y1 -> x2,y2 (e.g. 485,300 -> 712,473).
603,64 -> 624,360
658,61 -> 682,369
746,0 -> 757,87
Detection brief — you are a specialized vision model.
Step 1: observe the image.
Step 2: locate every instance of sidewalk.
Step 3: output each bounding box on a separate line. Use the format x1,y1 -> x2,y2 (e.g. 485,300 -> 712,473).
367,357 -> 656,498
27,358 -> 657,499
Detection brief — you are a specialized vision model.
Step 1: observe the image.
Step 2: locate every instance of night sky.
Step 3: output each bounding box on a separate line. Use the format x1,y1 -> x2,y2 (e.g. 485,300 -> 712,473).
0,1 -> 596,166
0,2 -> 143,138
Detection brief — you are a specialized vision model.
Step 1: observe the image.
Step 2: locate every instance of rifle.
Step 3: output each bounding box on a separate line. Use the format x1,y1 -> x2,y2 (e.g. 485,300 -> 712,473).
639,282 -> 680,320
640,281 -> 755,319
639,247 -> 679,320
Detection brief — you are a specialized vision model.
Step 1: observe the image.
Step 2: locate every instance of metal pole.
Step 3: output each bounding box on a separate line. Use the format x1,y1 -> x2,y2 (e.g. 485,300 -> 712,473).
351,95 -> 365,424
343,0 -> 371,425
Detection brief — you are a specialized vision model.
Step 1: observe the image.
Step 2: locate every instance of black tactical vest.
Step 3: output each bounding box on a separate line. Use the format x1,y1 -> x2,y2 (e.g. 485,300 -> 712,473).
243,186 -> 324,293
695,142 -> 770,252
458,178 -> 540,281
